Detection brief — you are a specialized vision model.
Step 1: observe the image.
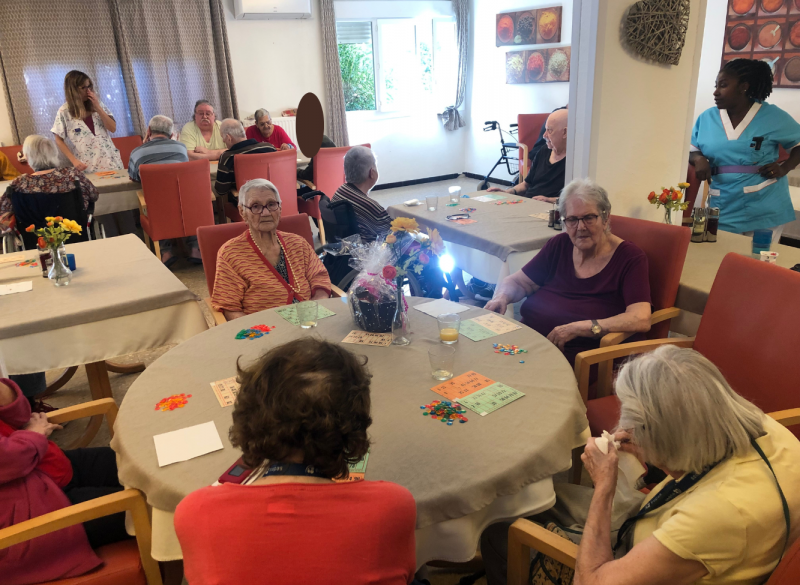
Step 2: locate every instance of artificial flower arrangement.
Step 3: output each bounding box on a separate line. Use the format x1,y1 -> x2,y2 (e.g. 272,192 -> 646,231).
647,183 -> 690,224
26,216 -> 82,250
347,217 -> 445,335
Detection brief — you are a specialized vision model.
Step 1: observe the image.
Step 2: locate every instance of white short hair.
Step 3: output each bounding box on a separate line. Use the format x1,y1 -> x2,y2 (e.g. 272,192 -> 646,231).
23,135 -> 60,171
148,115 -> 174,137
254,109 -> 271,123
220,119 -> 246,140
344,146 -> 376,184
616,345 -> 765,474
558,178 -> 612,231
239,178 -> 280,207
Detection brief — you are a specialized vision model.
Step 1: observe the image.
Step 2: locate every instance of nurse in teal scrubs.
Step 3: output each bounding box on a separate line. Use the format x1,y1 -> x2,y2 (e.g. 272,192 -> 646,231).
690,59 -> 800,240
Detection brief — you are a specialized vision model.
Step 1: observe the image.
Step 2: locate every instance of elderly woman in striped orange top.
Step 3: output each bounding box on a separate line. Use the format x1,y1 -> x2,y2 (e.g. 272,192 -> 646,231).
212,179 -> 331,320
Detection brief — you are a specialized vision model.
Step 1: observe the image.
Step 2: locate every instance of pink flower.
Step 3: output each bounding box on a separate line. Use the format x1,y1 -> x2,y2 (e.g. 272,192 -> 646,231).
382,265 -> 397,280
419,253 -> 430,265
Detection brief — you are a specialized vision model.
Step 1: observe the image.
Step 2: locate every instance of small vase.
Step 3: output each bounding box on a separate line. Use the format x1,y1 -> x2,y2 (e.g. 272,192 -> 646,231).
662,207 -> 673,225
391,276 -> 410,346
48,246 -> 72,286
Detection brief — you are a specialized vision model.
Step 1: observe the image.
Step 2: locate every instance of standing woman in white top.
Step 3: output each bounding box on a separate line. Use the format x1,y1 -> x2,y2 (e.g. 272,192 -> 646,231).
51,70 -> 123,173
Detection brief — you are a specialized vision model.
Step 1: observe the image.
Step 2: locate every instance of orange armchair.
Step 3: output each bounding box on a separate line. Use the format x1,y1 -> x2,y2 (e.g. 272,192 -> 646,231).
516,114 -> 548,179
575,253 -> 800,444
0,144 -> 34,175
0,398 -> 162,585
137,159 -> 215,258
112,135 -> 144,169
226,149 -> 299,222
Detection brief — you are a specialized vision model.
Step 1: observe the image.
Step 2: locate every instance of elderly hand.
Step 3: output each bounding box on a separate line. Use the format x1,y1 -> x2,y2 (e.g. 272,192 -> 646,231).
73,160 -> 88,172
759,162 -> 786,180
194,145 -> 209,155
484,295 -> 508,315
486,187 -> 507,193
23,412 -> 63,437
582,434 -> 619,493
279,143 -> 292,151
546,322 -> 583,351
532,195 -> 558,203
692,155 -> 712,182
614,429 -> 646,467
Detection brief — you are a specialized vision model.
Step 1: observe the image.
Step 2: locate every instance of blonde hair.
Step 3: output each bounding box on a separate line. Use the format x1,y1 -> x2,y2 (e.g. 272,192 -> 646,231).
64,70 -> 92,120
616,345 -> 765,474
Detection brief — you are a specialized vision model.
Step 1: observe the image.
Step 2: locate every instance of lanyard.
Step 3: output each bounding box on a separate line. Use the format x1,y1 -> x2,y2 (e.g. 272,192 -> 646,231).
262,462 -> 330,479
615,437 -> 791,558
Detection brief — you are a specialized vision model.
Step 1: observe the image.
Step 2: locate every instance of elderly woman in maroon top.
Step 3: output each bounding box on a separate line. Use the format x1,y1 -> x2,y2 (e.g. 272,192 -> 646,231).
485,178 -> 651,366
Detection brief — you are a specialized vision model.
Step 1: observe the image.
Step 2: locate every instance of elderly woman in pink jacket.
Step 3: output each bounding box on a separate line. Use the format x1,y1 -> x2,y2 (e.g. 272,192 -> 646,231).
0,379 -> 128,584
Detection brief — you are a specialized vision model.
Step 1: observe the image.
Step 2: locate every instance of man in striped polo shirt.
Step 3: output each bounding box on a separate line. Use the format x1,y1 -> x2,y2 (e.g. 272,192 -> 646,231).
127,115 -> 188,182
215,119 -> 276,199
331,146 -> 391,243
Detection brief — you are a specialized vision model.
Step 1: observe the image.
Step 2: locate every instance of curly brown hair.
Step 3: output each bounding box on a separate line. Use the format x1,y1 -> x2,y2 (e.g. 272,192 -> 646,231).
230,338 -> 372,479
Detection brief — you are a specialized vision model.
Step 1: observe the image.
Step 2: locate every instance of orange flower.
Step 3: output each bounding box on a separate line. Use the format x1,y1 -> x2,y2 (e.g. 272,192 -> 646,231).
37,237 -> 46,248
671,190 -> 680,201
647,191 -> 656,201
54,216 -> 63,222
46,221 -> 54,227
658,193 -> 668,204
25,224 -> 35,232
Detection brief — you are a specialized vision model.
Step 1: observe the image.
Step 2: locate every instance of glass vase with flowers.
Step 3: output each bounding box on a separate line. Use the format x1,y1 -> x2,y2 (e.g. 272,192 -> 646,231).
25,216 -> 82,286
647,183 -> 690,225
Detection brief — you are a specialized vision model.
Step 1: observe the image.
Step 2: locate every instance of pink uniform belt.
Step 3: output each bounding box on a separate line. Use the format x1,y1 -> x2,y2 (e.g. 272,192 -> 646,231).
711,165 -> 761,175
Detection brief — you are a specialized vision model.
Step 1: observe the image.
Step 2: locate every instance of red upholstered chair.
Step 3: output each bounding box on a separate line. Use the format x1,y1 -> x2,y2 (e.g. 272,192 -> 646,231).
0,399 -> 162,585
767,535 -> 800,584
0,144 -> 34,175
197,213 -> 323,326
516,114 -> 548,178
300,143 -> 372,245
112,135 -> 143,169
225,149 -> 299,222
576,253 -> 800,444
137,159 -> 215,258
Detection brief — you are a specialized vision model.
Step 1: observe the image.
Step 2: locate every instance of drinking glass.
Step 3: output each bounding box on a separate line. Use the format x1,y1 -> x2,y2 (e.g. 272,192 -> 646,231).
448,186 -> 461,204
296,301 -> 318,329
437,313 -> 461,344
752,229 -> 773,257
426,196 -> 439,211
429,345 -> 456,380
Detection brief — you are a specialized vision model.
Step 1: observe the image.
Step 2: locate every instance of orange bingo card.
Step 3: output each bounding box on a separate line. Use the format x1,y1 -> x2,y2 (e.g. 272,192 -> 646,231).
431,371 -> 495,401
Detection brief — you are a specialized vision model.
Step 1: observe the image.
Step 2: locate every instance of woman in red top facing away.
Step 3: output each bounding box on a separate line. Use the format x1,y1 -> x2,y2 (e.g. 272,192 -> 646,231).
175,338 -> 419,585
0,379 -> 130,585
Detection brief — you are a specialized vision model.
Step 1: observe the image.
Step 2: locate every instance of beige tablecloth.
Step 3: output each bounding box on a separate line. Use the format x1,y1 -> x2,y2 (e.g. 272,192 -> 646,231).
388,193 -> 557,262
0,235 -> 206,374
112,297 -> 588,565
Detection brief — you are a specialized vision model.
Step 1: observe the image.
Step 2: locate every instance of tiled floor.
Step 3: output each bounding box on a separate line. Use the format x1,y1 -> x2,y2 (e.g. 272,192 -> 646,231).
40,175 -> 573,583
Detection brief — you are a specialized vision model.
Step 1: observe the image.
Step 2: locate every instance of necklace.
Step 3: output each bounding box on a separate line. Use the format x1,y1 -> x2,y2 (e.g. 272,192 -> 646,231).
249,228 -> 303,297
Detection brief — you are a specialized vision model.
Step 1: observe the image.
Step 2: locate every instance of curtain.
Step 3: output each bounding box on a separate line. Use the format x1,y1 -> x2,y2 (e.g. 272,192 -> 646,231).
319,0 -> 349,146
439,0 -> 468,131
0,0 -> 237,144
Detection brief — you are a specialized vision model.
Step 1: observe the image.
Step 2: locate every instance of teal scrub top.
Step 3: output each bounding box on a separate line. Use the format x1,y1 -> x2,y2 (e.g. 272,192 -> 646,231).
691,102 -> 800,233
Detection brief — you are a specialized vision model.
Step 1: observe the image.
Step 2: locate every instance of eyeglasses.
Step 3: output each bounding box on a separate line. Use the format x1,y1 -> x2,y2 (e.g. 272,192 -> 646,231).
242,201 -> 281,215
80,84 -> 94,90
195,111 -> 215,118
563,214 -> 600,229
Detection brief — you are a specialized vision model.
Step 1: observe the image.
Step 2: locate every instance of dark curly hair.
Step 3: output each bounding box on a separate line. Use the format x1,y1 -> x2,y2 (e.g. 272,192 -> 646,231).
721,58 -> 773,102
229,338 -> 372,479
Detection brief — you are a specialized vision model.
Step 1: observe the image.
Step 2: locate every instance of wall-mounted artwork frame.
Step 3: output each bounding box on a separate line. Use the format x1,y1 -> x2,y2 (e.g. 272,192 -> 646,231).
496,6 -> 562,47
506,47 -> 570,84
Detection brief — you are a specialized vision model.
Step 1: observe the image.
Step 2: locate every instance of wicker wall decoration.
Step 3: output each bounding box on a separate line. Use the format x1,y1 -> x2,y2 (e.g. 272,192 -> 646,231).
624,0 -> 690,65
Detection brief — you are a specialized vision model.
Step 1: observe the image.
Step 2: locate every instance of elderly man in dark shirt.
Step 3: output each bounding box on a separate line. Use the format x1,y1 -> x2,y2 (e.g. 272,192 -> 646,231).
488,108 -> 568,203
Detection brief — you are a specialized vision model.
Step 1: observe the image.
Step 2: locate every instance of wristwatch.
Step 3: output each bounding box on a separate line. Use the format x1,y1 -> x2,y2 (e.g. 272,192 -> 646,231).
591,320 -> 603,339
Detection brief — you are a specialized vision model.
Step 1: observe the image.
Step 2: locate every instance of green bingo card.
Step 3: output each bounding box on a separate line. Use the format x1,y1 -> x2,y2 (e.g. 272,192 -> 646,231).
458,382 -> 525,416
275,304 -> 336,326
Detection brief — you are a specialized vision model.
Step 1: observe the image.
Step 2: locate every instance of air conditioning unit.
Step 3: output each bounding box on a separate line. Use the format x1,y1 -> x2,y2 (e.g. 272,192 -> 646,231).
233,0 -> 312,19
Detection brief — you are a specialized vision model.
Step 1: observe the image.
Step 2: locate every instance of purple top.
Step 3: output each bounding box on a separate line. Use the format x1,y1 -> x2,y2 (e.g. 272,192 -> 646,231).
521,233 -> 651,364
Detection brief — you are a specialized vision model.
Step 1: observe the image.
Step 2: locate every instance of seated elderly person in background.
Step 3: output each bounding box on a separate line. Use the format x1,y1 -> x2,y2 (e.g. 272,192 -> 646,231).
481,345 -> 800,585
0,135 -> 98,220
215,119 -> 276,199
1,378 -> 130,585
245,108 -> 296,151
175,338 -> 416,584
485,178 -> 651,369
179,99 -> 226,161
0,150 -> 20,180
488,108 -> 568,203
212,179 -> 331,320
127,114 -> 188,182
331,145 -> 391,243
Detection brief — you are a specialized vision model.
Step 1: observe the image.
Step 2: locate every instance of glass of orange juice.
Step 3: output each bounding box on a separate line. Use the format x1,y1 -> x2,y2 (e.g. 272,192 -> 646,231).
437,313 -> 461,344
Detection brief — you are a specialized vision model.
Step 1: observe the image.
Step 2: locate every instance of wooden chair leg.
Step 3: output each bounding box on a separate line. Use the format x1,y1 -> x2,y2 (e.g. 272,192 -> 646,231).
143,231 -> 151,252
67,361 -> 114,448
37,366 -> 79,399
105,361 -> 145,375
153,240 -> 161,259
318,218 -> 327,246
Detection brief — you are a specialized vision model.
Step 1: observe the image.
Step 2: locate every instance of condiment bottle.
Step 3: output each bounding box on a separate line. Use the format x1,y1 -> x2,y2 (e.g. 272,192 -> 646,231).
553,209 -> 562,231
705,208 -> 719,242
548,206 -> 555,228
690,208 -> 706,243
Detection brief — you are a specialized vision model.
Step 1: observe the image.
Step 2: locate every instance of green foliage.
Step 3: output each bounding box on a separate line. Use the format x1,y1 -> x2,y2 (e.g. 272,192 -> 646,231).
338,43 -> 376,112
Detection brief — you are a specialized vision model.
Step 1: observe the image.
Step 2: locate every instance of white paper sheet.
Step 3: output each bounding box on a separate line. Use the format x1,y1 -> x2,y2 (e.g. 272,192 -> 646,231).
153,421 -> 224,467
0,281 -> 32,296
413,298 -> 471,317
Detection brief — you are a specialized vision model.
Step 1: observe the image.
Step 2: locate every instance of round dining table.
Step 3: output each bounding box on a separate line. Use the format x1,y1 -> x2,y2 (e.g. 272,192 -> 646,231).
112,297 -> 588,567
